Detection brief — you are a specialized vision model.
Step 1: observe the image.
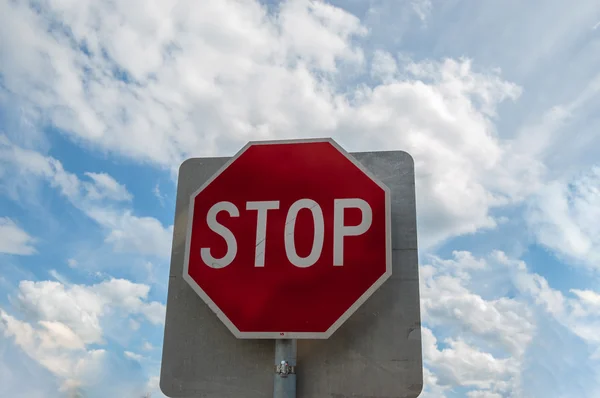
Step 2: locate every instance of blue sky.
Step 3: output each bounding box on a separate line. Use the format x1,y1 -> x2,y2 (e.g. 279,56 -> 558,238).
1,0 -> 600,397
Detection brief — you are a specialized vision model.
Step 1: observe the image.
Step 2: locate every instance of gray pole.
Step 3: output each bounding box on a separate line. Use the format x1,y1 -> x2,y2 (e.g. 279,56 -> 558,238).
273,339 -> 297,398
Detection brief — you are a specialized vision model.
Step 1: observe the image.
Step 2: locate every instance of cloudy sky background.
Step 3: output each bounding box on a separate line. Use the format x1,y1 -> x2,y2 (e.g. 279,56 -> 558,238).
1,0 -> 600,396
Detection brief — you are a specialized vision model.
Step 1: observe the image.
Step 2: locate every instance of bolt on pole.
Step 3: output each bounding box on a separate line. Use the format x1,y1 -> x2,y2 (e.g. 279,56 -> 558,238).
274,339 -> 297,398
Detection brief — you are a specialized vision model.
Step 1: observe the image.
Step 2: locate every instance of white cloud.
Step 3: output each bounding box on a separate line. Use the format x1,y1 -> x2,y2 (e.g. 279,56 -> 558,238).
0,276 -> 165,393
147,375 -> 159,390
0,0 -> 547,249
420,251 -> 528,396
0,140 -> 172,258
420,249 -> 600,396
422,327 -> 518,392
411,0 -> 432,21
0,309 -> 106,392
82,172 -> 132,202
512,265 -> 567,318
0,217 -> 36,255
0,0 -> 367,164
48,269 -> 70,285
0,143 -> 80,199
338,57 -> 538,247
494,250 -> 600,350
0,332 -> 59,398
421,252 -> 535,356
129,319 -> 141,331
571,289 -> 600,307
124,351 -> 145,362
16,281 -> 102,345
37,321 -> 86,351
278,0 -> 368,70
146,375 -> 166,398
370,50 -> 397,83
527,166 -> 600,269
153,183 -> 165,207
87,208 -> 174,259
0,141 -> 130,205
15,278 -> 165,345
419,367 -> 448,398
141,341 -> 155,351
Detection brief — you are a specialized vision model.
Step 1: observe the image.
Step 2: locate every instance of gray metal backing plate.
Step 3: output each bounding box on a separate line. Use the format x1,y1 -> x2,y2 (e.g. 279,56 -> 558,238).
160,151 -> 423,398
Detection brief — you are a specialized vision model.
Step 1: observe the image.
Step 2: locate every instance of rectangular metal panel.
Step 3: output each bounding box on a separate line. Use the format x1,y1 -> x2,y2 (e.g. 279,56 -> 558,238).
160,151 -> 422,398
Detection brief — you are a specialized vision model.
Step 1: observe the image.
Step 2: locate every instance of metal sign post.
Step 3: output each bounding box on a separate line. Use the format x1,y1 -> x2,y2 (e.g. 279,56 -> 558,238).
274,339 -> 297,398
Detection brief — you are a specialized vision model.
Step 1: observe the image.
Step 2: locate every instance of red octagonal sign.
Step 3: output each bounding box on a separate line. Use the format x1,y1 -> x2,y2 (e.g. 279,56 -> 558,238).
183,138 -> 391,339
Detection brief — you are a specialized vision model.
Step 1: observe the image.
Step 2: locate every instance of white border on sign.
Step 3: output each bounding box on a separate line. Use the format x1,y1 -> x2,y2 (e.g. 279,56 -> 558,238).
182,137 -> 393,339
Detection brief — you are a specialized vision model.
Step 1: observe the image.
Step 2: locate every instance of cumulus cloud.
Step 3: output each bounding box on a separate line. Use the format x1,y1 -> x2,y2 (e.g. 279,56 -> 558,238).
0,0 -> 367,164
422,327 -> 519,391
419,367 -> 448,397
496,251 -> 600,351
420,251 -> 530,396
15,279 -> 164,345
341,56 -> 535,247
421,247 -> 600,358
87,208 -> 174,259
0,217 -> 36,255
527,166 -> 600,269
420,249 -> 600,396
421,257 -> 535,356
0,333 -> 59,398
0,277 -> 164,393
0,309 -> 106,392
0,0 -> 547,249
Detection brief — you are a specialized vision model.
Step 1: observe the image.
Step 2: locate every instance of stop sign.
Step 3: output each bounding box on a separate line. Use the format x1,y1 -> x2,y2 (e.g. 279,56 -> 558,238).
183,138 -> 391,339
